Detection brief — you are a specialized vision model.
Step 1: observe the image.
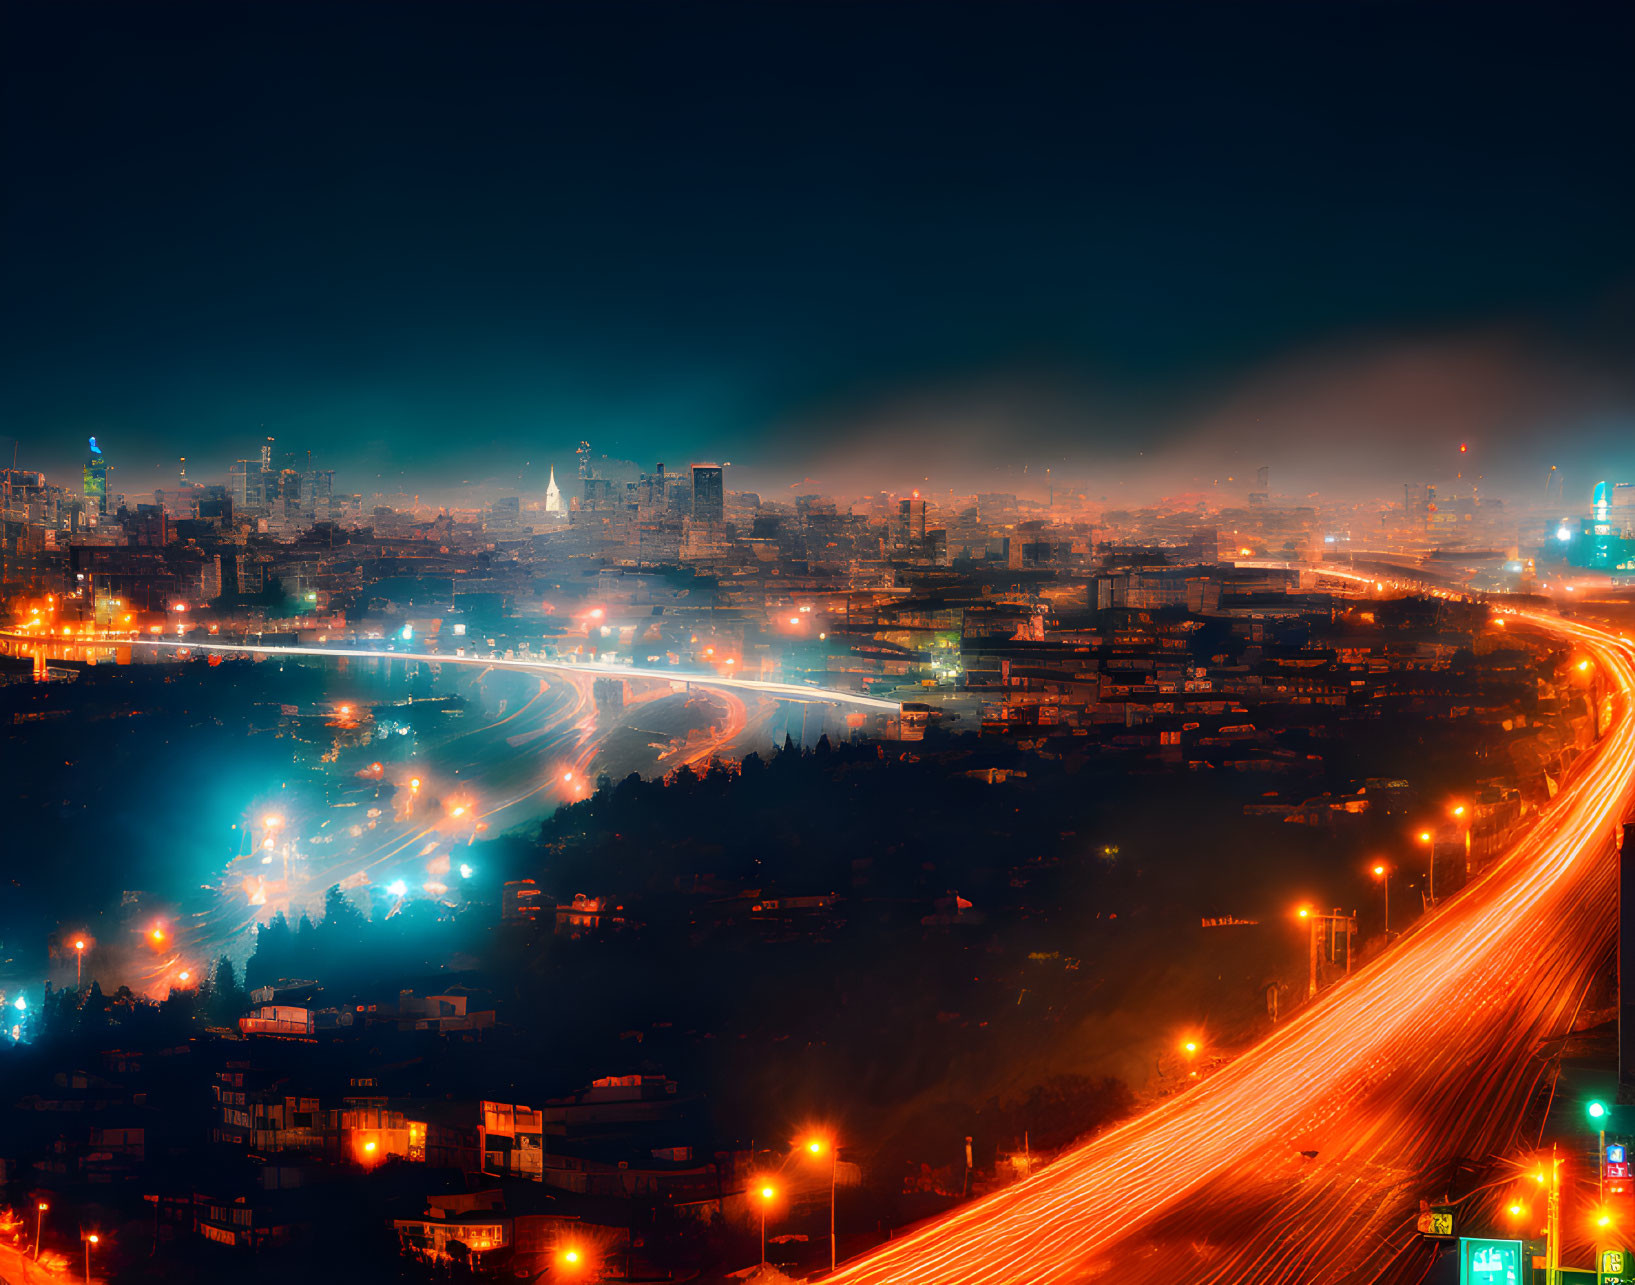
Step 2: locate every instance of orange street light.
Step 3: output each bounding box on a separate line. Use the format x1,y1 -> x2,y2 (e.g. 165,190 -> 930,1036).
1296,906 -> 1311,920
560,1246 -> 583,1271
263,813 -> 283,829
1418,831 -> 1432,843
86,1232 -> 99,1283
804,1137 -> 839,1270
34,1202 -> 47,1260
757,1184 -> 776,1266
1372,863 -> 1391,935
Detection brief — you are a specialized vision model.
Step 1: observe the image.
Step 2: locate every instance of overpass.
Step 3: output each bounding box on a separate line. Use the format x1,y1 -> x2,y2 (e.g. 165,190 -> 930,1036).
109,636 -> 906,712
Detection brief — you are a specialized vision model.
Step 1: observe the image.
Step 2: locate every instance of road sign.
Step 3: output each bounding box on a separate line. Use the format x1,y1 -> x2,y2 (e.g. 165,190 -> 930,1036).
1419,1205 -> 1456,1238
1458,1237 -> 1523,1285
1601,1247 -> 1635,1284
1610,1144 -> 1628,1165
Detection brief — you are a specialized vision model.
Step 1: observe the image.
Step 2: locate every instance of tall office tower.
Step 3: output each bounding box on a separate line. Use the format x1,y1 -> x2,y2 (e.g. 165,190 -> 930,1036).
83,437 -> 108,514
899,496 -> 927,542
304,468 -> 334,521
545,465 -> 564,513
691,464 -> 724,523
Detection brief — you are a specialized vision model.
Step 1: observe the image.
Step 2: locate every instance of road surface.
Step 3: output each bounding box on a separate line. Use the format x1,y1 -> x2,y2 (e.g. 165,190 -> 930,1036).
827,604 -> 1635,1284
124,636 -> 903,710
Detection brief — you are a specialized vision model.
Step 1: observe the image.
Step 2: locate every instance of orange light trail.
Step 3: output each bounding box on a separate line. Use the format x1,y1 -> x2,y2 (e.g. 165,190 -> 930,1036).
829,604 -> 1635,1285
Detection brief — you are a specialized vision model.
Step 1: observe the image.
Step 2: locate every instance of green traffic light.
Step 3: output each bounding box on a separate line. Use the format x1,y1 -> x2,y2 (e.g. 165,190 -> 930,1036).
1588,1101 -> 1609,1121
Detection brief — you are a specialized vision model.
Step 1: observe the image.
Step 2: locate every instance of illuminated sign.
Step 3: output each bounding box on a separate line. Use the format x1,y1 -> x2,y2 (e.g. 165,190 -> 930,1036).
1610,1144 -> 1627,1165
1458,1237 -> 1522,1285
1601,1247 -> 1635,1284
1418,1206 -> 1456,1238
1608,1161 -> 1630,1179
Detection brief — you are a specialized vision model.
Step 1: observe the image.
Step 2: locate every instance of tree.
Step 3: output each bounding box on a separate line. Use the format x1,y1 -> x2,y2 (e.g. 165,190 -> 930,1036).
210,956 -> 244,1026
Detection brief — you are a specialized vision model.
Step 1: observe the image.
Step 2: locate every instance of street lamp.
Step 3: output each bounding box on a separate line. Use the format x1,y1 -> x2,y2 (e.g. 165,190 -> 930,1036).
805,1137 -> 838,1272
34,1202 -> 47,1260
1418,831 -> 1436,905
559,1246 -> 584,1273
1589,1101 -> 1610,1201
1371,863 -> 1390,936
74,938 -> 85,989
757,1184 -> 776,1267
85,1233 -> 98,1284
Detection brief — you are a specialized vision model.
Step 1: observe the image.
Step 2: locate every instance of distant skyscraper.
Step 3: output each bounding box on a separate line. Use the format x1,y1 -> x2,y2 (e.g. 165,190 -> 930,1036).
901,496 -> 927,541
691,464 -> 724,523
545,466 -> 564,513
83,436 -> 107,515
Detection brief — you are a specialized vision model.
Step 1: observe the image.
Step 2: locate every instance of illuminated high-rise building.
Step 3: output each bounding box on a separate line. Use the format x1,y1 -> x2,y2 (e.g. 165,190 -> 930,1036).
691,464 -> 724,523
83,436 -> 108,515
545,466 -> 564,514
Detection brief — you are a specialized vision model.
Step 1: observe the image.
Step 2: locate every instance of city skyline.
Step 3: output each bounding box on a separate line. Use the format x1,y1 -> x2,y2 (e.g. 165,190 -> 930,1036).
6,5 -> 1635,1283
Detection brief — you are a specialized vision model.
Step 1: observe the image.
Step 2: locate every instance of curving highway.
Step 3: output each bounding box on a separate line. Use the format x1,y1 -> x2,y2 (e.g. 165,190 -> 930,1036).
122,636 -> 904,711
826,602 -> 1635,1284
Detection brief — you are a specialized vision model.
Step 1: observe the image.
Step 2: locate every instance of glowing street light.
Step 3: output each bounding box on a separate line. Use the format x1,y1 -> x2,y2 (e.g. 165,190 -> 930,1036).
86,1232 -> 99,1284
1589,1100 -> 1611,1200
74,938 -> 86,988
559,1246 -> 585,1273
34,1202 -> 47,1260
263,813 -> 283,830
805,1137 -> 839,1271
757,1183 -> 776,1266
1372,863 -> 1391,936
1417,830 -> 1438,905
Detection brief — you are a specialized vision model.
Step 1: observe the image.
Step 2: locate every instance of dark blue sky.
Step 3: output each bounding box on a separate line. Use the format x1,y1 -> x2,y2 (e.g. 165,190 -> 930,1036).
5,2 -> 1632,501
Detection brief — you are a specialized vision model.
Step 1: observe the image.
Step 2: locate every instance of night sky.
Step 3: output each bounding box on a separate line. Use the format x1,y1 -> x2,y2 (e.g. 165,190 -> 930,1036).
5,2 -> 1633,501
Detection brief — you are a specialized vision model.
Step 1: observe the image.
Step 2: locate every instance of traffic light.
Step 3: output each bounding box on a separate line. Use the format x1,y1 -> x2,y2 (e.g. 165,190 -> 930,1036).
1590,1101 -> 1610,1122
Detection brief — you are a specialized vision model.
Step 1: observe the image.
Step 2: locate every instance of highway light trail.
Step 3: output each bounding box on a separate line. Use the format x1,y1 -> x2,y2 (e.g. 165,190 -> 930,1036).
123,637 -> 904,711
828,604 -> 1635,1285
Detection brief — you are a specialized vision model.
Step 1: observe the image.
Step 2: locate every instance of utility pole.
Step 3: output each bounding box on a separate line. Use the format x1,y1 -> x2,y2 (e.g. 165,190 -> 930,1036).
1547,1142 -> 1561,1284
